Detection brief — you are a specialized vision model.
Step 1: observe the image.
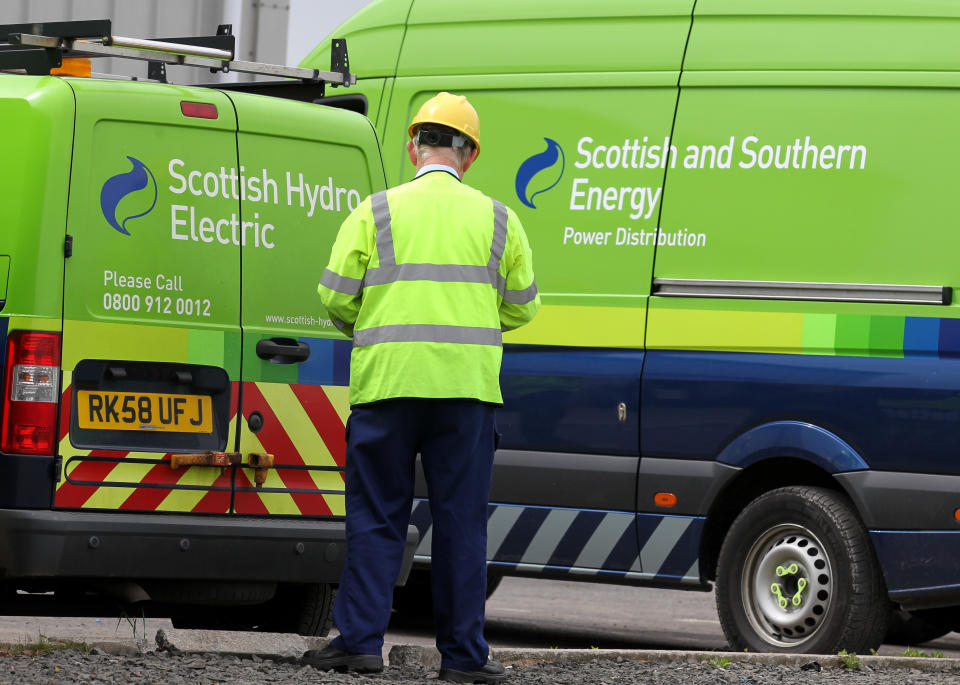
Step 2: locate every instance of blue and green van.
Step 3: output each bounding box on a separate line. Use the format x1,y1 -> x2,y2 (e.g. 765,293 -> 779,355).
304,0 -> 960,653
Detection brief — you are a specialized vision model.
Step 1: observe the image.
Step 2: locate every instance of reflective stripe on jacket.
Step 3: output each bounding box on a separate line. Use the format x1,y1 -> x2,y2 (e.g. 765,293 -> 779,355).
318,170 -> 540,405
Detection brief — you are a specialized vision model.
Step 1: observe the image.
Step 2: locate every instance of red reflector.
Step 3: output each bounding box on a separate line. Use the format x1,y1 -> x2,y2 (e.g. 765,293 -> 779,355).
180,101 -> 218,119
10,419 -> 56,454
2,331 -> 61,455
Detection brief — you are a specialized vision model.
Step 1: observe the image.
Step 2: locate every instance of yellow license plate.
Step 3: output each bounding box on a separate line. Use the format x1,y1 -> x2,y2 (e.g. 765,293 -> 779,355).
77,391 -> 213,433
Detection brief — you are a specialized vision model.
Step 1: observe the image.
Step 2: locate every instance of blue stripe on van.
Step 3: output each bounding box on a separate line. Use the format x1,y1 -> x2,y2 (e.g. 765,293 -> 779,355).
490,506 -> 550,564
332,339 -> 351,385
602,521 -> 642,573
297,337 -> 351,386
499,346 -> 643,456
904,316 -> 940,357
546,510 -> 606,568
656,517 -> 704,580
410,499 -> 703,584
872,530 -> 960,604
642,349 -> 960,475
938,318 -> 960,358
502,343 -> 960,470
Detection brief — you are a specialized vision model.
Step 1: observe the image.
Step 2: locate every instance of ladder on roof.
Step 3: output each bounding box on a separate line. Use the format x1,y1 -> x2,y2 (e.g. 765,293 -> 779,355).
0,19 -> 354,92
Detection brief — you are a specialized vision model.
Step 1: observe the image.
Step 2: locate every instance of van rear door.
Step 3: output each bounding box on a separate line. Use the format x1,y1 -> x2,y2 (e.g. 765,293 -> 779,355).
0,75 -> 74,506
57,80 -> 242,514
227,92 -> 385,517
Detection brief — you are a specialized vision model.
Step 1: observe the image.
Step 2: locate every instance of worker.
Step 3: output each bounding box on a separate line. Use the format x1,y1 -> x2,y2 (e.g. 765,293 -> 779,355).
304,92 -> 539,682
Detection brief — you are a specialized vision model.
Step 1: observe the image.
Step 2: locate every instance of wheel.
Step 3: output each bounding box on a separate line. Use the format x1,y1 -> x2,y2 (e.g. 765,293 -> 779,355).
145,581 -> 276,606
715,486 -> 888,654
169,583 -> 334,635
885,609 -> 951,646
257,583 -> 336,636
392,569 -> 433,619
393,568 -> 504,619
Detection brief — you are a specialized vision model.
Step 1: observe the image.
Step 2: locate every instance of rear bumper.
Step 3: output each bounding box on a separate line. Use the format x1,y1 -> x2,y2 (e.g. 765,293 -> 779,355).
0,509 -> 417,586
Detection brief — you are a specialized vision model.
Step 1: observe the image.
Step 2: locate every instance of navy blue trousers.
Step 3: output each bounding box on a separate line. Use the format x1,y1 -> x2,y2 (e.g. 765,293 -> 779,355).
331,399 -> 496,670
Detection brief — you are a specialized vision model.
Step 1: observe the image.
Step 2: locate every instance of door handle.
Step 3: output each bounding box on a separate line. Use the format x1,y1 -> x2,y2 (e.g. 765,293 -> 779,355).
256,338 -> 310,364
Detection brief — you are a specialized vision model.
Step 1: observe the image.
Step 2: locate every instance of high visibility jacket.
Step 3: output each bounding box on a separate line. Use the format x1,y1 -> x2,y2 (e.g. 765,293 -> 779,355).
318,170 -> 540,406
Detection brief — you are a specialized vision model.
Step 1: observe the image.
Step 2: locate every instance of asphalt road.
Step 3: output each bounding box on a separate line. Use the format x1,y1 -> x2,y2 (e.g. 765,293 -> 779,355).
387,576 -> 960,657
0,576 -> 957,658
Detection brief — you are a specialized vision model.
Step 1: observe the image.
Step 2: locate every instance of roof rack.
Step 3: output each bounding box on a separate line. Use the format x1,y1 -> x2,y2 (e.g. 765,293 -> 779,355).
0,19 -> 354,93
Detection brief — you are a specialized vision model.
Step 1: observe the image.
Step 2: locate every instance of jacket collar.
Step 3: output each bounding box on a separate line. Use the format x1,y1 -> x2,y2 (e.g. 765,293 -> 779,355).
414,163 -> 461,181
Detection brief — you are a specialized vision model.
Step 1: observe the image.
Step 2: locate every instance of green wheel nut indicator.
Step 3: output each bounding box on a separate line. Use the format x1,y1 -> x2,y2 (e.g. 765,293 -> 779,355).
770,582 -> 789,609
792,577 -> 808,606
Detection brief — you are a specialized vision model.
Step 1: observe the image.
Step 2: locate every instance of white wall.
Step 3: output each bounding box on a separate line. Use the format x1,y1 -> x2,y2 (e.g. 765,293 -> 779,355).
0,0 -> 226,82
1,0 -> 376,83
286,0 -> 375,67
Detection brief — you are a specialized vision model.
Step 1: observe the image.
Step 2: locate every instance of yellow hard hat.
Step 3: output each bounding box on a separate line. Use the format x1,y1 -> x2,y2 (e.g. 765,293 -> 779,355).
408,92 -> 481,156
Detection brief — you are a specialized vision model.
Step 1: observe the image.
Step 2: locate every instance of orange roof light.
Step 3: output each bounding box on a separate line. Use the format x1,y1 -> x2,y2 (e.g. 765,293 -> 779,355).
51,58 -> 91,78
654,492 -> 677,508
954,508 -> 960,523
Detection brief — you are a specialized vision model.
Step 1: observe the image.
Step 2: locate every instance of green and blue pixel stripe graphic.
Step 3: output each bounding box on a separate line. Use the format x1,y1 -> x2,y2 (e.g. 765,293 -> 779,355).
648,307 -> 960,358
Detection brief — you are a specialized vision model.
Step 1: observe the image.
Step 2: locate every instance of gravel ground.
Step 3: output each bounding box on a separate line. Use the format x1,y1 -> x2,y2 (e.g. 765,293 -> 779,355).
0,651 -> 958,685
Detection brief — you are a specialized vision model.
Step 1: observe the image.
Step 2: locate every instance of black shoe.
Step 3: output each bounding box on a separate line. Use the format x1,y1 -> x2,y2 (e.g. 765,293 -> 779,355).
439,659 -> 507,683
301,644 -> 383,673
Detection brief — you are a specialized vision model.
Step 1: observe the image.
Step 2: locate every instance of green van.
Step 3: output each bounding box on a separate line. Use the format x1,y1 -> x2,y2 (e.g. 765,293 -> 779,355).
0,20 -> 415,633
306,0 -> 960,654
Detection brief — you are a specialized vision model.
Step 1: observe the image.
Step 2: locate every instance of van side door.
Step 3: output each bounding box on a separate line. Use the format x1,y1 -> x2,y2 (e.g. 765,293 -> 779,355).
646,1 -> 960,580
228,93 -> 385,517
58,82 -> 242,514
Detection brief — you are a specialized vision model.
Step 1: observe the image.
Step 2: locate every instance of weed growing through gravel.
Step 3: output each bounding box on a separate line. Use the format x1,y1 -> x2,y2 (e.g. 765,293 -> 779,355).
116,607 -> 150,651
837,650 -> 861,670
0,635 -> 91,656
706,657 -> 731,669
896,647 -> 944,658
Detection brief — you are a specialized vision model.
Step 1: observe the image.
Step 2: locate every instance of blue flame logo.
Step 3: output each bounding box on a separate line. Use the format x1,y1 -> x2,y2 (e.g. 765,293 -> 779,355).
515,138 -> 565,209
100,156 -> 157,236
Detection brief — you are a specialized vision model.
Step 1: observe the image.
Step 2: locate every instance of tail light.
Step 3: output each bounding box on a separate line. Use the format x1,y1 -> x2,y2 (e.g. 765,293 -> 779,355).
1,331 -> 61,455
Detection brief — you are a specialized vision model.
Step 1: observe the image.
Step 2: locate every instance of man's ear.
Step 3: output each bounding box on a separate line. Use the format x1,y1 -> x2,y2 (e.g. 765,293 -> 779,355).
461,147 -> 480,174
407,139 -> 418,166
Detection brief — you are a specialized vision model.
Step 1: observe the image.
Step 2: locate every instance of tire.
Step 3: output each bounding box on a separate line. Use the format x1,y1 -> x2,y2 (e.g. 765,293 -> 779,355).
258,583 -> 336,636
393,568 -> 504,619
885,609 -> 951,646
392,569 -> 433,619
169,584 -> 334,635
715,486 -> 889,654
145,581 -> 276,606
